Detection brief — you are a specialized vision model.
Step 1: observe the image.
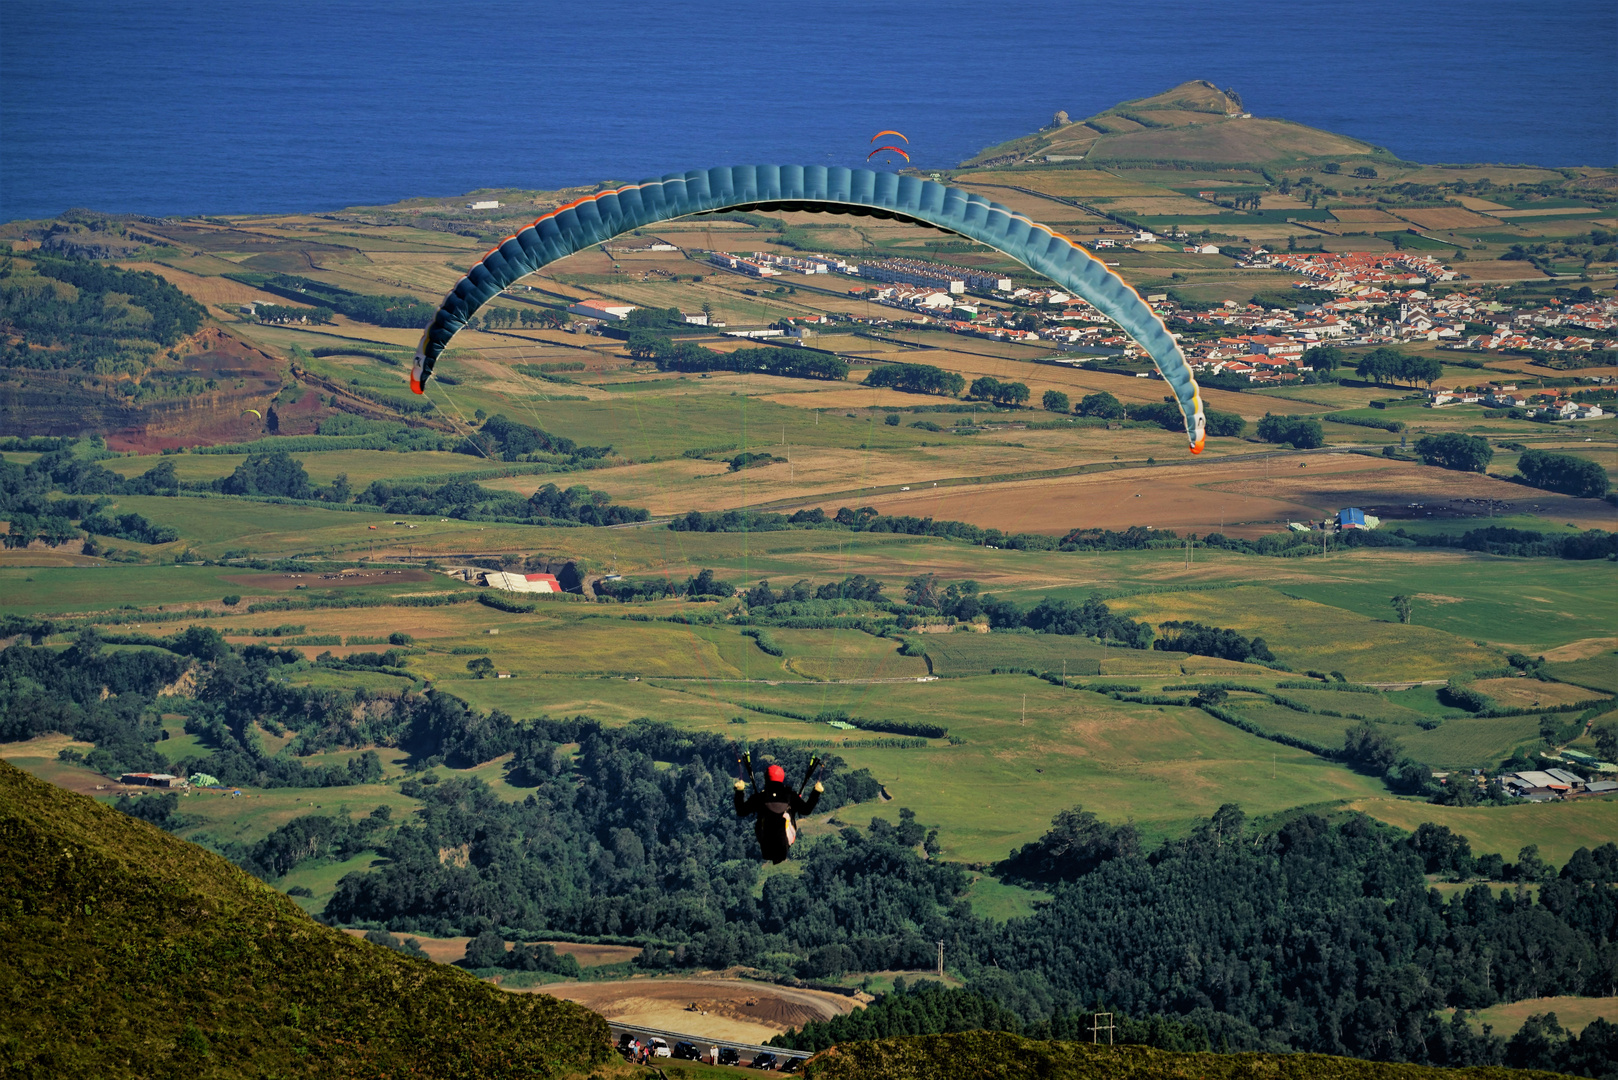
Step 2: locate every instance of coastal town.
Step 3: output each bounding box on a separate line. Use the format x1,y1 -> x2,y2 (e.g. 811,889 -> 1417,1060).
539,241 -> 1618,419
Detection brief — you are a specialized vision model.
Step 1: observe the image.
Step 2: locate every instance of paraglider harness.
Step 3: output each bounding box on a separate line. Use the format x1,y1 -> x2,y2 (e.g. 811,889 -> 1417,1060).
735,752 -> 821,864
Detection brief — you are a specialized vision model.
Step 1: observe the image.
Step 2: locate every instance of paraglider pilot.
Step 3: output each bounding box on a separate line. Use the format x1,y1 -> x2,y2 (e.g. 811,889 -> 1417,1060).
735,763 -> 822,864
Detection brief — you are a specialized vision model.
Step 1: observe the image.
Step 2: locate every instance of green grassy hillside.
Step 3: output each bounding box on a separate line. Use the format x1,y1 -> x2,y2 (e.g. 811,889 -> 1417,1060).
0,759 -> 611,1078
801,1031 -> 1563,1080
963,79 -> 1395,168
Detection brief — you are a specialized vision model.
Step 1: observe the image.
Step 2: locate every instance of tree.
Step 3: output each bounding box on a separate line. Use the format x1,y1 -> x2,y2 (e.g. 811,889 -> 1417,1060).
221,595 -> 241,607
1391,595 -> 1413,624
1517,449 -> 1610,498
1255,414 -> 1324,449
1041,390 -> 1070,413
904,573 -> 941,609
466,657 -> 495,678
1414,433 -> 1493,473
218,451 -> 312,498
462,929 -> 507,968
1593,723 -> 1617,761
1343,723 -> 1402,772
1076,391 -> 1125,419
883,412 -> 900,426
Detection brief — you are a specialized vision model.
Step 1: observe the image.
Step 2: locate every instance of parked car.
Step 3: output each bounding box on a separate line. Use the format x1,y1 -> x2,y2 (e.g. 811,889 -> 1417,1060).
779,1058 -> 802,1073
648,1037 -> 671,1058
751,1051 -> 779,1070
718,1046 -> 741,1066
672,1041 -> 702,1060
615,1033 -> 638,1060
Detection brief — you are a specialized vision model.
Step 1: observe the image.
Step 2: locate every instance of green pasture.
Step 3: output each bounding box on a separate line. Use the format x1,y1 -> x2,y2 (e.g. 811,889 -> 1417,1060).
1272,555 -> 1618,653
1546,653 -> 1618,694
962,876 -> 1050,921
1397,715 -> 1545,770
160,782 -> 420,847
660,674 -> 1392,863
280,849 -> 385,914
922,632 -> 1108,678
1107,584 -> 1498,681
1348,795 -> 1618,867
447,675 -> 825,739
0,564 -> 248,615
1463,996 -> 1618,1039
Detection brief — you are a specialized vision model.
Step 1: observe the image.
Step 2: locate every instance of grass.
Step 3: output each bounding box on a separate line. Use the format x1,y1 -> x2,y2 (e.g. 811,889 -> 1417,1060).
1463,996 -> 1618,1038
1107,586 -> 1497,682
662,675 -> 1391,863
0,759 -> 612,1078
962,876 -> 1049,921
1345,795 -> 1618,865
1274,557 -> 1618,653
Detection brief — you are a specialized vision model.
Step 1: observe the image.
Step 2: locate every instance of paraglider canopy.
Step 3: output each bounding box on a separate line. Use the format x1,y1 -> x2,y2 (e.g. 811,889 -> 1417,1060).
411,165 -> 1206,452
866,146 -> 910,162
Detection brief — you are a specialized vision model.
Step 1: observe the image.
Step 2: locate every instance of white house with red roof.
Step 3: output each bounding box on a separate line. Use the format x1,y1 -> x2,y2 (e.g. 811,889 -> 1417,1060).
483,571 -> 565,594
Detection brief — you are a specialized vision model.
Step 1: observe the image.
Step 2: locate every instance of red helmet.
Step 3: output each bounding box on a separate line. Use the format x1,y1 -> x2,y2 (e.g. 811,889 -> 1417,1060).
766,764 -> 786,783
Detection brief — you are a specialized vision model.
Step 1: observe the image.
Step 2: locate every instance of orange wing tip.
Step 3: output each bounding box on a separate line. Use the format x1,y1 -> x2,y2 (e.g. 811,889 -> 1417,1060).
1188,439 -> 1204,455
411,377 -> 425,394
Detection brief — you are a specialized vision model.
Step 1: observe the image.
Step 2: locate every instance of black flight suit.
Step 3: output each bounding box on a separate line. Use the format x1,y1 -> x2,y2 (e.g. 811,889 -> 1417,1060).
735,780 -> 821,864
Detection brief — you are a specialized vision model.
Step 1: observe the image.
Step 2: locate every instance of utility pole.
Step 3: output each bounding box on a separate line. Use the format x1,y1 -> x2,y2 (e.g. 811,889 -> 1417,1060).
1021,694 -> 1026,725
1090,1013 -> 1115,1045
1062,660 -> 1067,689
936,940 -> 944,978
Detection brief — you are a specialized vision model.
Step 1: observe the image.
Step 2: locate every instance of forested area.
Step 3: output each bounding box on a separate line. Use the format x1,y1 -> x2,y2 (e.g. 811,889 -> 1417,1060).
356,477 -> 647,525
864,362 -> 967,396
624,324 -> 849,380
4,621 -> 1612,1072
1517,449 -> 1611,498
0,254 -> 206,373
1,446 -> 180,549
455,413 -> 612,463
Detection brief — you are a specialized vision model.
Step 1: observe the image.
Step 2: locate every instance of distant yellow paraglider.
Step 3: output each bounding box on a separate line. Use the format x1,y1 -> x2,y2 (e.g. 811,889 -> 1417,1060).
243,409 -> 262,419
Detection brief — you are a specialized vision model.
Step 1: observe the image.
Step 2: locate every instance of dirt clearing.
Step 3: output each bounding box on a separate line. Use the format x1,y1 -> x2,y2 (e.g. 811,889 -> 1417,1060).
529,976 -> 859,1042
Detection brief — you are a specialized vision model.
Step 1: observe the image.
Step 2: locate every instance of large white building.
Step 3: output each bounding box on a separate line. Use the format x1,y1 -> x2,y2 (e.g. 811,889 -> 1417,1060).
482,571 -> 564,594
567,299 -> 637,321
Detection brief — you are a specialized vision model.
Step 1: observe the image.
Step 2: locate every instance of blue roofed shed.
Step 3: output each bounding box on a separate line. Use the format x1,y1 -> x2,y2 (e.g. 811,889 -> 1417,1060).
1338,508 -> 1367,529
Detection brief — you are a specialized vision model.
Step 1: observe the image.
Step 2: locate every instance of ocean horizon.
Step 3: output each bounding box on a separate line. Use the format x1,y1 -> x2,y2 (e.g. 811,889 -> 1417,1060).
3,0 -> 1614,222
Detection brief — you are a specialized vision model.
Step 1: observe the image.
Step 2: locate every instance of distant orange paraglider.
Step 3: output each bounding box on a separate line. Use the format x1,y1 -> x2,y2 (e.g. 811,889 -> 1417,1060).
870,130 -> 908,144
866,146 -> 910,162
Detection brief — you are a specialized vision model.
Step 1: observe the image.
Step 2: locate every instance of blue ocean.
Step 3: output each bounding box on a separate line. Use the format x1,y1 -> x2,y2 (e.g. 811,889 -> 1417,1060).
2,0 -> 1614,222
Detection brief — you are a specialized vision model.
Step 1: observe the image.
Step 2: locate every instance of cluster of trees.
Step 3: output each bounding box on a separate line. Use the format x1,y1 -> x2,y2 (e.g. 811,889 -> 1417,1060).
1153,620 -> 1275,663
668,505 -> 1065,552
0,256 -> 207,374
864,362 -> 967,396
1069,391 -> 1241,438
50,631 -> 1610,1073
469,305 -> 568,331
1415,433 -> 1493,473
243,274 -> 436,328
743,576 -> 887,608
1256,413 -> 1325,449
456,414 -> 611,463
1517,448 -> 1610,498
1408,525 -> 1617,561
1356,348 -> 1443,388
1,447 -> 183,549
897,577 -> 1153,647
626,330 -> 848,381
461,932 -> 582,976
967,377 -> 1030,406
355,478 -> 647,526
